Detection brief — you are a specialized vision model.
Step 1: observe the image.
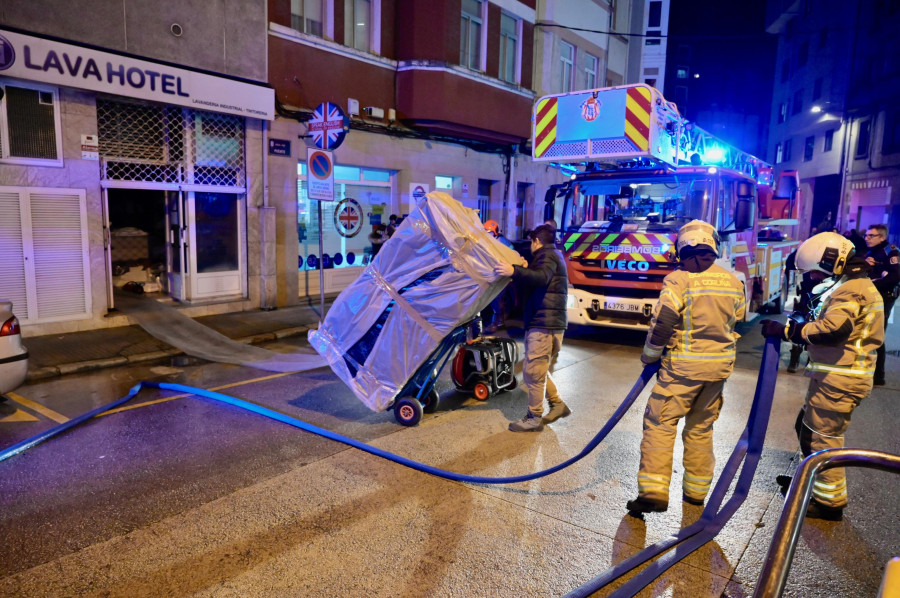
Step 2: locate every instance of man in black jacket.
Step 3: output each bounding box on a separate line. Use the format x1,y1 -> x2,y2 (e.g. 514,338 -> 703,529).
864,224 -> 900,385
494,224 -> 569,431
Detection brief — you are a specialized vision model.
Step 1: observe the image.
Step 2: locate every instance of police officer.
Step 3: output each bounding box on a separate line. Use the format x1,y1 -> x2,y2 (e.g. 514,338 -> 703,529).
863,224 -> 899,386
762,232 -> 884,520
626,220 -> 747,514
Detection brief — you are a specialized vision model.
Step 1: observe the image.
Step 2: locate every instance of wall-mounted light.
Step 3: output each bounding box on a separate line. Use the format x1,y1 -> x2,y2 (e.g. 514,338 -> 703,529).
811,105 -> 823,113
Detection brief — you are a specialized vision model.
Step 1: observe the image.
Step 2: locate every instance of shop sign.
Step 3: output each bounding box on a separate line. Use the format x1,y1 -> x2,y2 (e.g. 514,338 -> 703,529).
0,28 -> 274,119
410,183 -> 429,201
80,134 -> 99,160
333,198 -> 363,238
268,138 -> 291,156
308,102 -> 348,150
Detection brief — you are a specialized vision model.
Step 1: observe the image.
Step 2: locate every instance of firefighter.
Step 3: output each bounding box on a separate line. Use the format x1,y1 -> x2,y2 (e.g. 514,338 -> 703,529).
626,220 -> 747,514
761,232 -> 884,521
863,224 -> 899,386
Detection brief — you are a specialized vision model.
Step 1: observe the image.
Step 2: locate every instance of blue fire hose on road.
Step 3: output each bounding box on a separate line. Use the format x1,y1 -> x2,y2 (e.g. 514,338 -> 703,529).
0,338 -> 782,597
0,361 -> 659,483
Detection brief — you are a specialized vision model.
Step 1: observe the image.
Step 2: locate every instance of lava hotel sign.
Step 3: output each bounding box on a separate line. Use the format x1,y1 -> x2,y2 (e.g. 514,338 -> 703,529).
0,28 -> 274,120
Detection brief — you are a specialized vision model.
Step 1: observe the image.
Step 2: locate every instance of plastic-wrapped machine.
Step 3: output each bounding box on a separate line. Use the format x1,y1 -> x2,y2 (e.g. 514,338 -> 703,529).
308,191 -> 526,412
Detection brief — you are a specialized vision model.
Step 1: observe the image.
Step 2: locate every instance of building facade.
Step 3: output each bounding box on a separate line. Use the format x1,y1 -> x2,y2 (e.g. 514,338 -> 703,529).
0,1 -> 272,336
766,0 -> 900,243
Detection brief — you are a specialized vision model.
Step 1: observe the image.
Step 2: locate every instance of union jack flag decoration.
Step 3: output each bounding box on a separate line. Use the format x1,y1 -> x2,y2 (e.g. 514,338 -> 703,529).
308,102 -> 348,150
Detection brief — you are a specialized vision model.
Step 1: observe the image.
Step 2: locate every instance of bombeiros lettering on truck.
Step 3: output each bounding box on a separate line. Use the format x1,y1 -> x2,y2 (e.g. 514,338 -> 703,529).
532,84 -> 802,330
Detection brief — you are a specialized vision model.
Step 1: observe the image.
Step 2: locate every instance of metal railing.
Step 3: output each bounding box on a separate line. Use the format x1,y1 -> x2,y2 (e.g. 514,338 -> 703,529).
753,448 -> 900,598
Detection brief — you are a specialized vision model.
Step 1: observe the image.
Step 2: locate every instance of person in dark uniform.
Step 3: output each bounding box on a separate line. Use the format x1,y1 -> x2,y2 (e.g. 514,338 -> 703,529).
864,224 -> 900,386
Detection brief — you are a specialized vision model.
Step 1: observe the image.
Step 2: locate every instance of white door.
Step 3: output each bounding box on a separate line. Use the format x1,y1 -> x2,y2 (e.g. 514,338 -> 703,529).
185,192 -> 245,300
165,190 -> 187,301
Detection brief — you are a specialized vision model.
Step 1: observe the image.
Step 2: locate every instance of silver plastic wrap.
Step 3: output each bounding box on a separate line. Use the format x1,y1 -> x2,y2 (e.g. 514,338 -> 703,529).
308,191 -> 526,412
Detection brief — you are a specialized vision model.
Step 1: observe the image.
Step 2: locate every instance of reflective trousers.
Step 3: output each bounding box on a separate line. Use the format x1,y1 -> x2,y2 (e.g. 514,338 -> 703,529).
522,328 -> 564,416
796,375 -> 871,508
637,370 -> 726,504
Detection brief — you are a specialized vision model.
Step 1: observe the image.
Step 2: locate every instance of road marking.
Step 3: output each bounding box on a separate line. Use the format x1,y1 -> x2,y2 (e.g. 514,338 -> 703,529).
6,392 -> 70,423
99,371 -> 297,416
1,408 -> 39,423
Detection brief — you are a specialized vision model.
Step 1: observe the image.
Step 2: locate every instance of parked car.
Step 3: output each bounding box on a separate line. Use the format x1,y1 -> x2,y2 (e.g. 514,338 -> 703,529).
0,300 -> 29,396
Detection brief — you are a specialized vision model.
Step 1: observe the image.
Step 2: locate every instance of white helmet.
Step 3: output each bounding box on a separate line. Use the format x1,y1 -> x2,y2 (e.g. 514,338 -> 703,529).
795,232 -> 855,275
676,220 -> 719,258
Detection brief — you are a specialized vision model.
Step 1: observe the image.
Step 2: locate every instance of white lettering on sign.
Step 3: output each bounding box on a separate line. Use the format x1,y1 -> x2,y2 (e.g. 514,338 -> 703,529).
0,28 -> 274,119
593,244 -> 670,255
604,260 -> 651,271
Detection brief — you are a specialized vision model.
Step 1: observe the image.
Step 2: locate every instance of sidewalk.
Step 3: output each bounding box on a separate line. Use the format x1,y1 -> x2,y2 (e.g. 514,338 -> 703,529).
23,300 -> 332,381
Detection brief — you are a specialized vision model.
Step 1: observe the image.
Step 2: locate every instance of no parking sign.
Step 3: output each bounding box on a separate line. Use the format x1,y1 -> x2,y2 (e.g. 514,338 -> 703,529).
307,148 -> 334,201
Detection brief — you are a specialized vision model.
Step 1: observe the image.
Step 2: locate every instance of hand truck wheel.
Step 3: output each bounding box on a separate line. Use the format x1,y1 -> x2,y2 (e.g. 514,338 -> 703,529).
422,388 -> 440,413
394,397 -> 423,426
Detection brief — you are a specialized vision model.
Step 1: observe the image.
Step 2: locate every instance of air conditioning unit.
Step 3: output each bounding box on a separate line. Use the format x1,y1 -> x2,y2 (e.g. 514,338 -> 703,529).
364,106 -> 384,119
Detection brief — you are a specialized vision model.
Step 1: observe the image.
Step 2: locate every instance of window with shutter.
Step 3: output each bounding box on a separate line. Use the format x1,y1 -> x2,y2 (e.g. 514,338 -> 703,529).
0,80 -> 63,165
0,187 -> 91,324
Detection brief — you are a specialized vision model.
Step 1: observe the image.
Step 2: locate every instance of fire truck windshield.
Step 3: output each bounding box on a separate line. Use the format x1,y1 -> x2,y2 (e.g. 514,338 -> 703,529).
564,174 -> 714,233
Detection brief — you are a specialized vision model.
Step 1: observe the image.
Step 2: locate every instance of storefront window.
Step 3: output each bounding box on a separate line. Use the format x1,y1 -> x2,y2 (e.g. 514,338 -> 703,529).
297,164 -> 393,270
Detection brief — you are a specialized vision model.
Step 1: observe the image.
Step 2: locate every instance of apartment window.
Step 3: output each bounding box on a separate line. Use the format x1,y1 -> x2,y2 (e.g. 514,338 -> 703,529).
781,60 -> 790,83
792,89 -> 803,115
775,142 -> 783,164
0,80 -> 62,165
460,0 -> 484,71
883,111 -> 900,154
812,77 -> 823,102
609,0 -> 617,30
344,0 -> 372,52
559,41 -> 574,92
778,102 -> 787,124
499,13 -> 519,83
291,0 -> 323,36
648,1 -> 662,27
798,41 -> 809,67
783,138 -> 792,162
645,31 -> 661,46
804,135 -> 815,161
855,119 -> 871,158
676,67 -> 688,79
583,53 -> 598,89
824,128 -> 835,152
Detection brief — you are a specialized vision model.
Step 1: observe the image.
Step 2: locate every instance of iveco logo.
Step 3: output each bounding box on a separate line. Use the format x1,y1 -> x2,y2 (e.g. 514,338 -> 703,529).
0,34 -> 15,71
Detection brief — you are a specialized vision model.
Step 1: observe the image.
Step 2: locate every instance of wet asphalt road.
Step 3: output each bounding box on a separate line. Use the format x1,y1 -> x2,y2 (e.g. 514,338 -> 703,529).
0,319 -> 897,597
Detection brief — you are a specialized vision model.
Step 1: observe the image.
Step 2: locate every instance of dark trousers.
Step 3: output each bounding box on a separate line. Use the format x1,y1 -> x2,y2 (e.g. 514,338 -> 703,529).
875,298 -> 895,382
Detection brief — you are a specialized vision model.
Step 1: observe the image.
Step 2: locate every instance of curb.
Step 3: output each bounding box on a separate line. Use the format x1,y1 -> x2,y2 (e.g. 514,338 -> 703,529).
25,325 -> 311,382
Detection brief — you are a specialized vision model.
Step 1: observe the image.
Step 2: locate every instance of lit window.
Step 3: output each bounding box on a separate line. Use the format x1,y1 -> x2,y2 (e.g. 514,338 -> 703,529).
435,175 -> 454,190
460,0 -> 483,71
499,13 -> 519,83
775,143 -> 783,163
291,0 -> 323,37
0,80 -> 62,165
676,67 -> 688,79
344,0 -> 371,52
778,102 -> 787,124
583,54 -> 598,88
559,41 -> 574,92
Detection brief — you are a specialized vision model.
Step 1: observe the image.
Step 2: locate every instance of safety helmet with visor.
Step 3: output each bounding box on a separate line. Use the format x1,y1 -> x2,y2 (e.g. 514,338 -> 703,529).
484,220 -> 500,236
795,232 -> 855,276
676,220 -> 719,258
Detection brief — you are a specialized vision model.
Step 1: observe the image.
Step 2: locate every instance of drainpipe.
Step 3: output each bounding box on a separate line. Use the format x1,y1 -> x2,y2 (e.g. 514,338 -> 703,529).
259,119 -> 277,310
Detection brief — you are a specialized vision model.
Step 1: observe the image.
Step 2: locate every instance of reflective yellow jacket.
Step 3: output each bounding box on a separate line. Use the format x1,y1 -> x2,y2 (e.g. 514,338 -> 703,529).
803,276 -> 884,382
642,264 -> 747,380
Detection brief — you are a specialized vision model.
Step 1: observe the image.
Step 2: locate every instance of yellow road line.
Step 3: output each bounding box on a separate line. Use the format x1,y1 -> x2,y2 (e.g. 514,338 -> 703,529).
7,392 -> 70,424
99,371 -> 297,416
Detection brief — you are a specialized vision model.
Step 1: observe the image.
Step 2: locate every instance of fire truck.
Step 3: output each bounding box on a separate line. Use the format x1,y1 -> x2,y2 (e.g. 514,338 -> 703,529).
532,84 -> 800,330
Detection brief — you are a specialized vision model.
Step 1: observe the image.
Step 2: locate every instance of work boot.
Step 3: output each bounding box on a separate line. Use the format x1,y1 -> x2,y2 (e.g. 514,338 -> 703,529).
682,494 -> 705,506
873,377 -> 885,387
626,496 -> 668,515
544,400 -> 572,423
806,500 -> 844,521
509,412 -> 544,432
776,475 -> 793,497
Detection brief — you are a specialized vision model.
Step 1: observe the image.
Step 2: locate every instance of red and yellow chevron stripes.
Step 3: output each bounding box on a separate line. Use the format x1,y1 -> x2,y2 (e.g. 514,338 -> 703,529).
564,232 -> 676,262
625,86 -> 652,152
534,97 -> 558,158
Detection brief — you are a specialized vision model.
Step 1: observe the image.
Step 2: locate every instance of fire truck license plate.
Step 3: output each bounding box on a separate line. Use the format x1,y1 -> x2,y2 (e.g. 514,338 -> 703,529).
604,300 -> 640,313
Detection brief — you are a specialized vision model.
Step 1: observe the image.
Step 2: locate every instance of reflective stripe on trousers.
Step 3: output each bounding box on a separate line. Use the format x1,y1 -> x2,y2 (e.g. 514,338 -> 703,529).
636,370 -> 726,503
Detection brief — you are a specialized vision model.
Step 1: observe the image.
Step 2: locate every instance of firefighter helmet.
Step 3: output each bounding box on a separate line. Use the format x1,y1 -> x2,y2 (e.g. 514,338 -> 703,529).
676,220 -> 719,258
795,231 -> 855,276
484,220 -> 500,235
